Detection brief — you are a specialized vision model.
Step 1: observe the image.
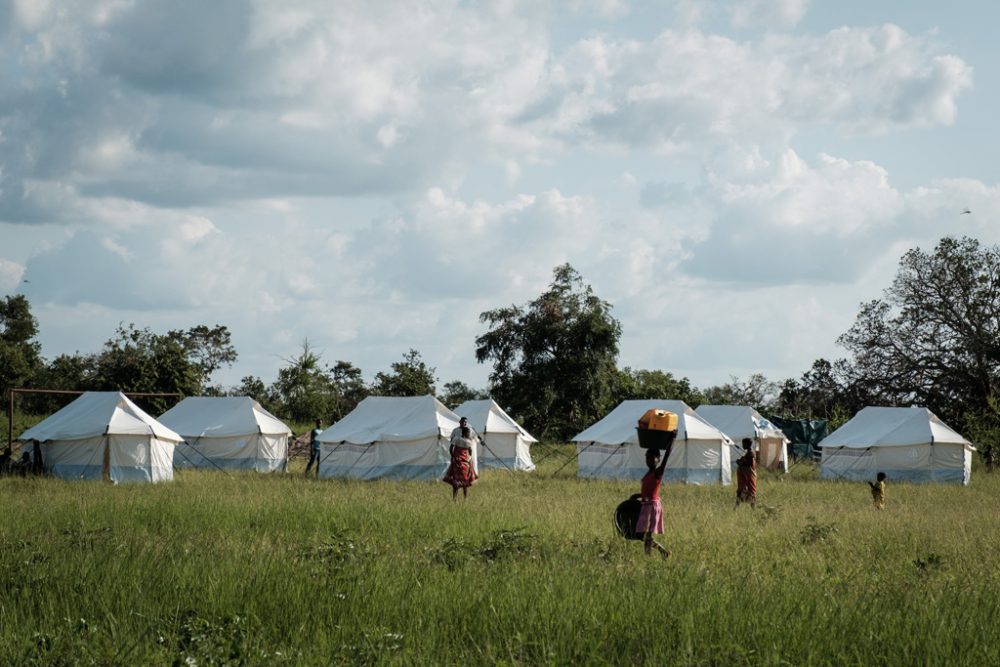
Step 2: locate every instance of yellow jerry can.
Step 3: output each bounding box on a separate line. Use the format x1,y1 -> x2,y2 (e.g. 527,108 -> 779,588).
637,409 -> 678,432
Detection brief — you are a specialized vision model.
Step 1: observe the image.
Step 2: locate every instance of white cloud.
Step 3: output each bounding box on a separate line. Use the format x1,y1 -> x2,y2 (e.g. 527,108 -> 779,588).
711,149 -> 902,235
1,1 -> 996,392
178,217 -> 218,244
731,0 -> 808,29
1,3 -> 972,226
0,259 -> 25,291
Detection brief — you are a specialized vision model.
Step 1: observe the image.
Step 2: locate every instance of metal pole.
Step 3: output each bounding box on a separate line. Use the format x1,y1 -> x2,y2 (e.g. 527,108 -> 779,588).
7,389 -> 13,454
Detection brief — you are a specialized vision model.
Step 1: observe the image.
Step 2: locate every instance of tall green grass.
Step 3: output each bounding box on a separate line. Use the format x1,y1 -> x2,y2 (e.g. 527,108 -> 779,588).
1,449 -> 998,665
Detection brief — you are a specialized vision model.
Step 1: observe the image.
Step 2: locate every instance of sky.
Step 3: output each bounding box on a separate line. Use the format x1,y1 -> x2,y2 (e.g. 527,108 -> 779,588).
2,0 -> 999,393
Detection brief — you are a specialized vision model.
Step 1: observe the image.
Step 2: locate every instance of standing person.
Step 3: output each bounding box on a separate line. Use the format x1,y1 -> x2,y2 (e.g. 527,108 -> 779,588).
443,420 -> 478,500
304,419 -> 323,477
637,448 -> 670,557
17,451 -> 31,477
449,416 -> 480,448
448,416 -> 480,479
734,438 -> 757,509
868,472 -> 887,510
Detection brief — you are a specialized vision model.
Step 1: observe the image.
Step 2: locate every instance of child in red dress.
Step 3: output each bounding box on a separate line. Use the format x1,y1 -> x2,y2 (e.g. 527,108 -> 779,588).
637,448 -> 670,558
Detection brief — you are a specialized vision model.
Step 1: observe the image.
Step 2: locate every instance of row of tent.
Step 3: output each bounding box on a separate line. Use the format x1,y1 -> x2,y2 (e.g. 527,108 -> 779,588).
574,400 -> 972,485
15,392 -> 535,483
16,392 -> 975,485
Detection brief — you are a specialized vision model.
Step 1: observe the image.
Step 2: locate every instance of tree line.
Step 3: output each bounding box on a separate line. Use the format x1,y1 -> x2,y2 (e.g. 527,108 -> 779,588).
3,236 -> 1000,458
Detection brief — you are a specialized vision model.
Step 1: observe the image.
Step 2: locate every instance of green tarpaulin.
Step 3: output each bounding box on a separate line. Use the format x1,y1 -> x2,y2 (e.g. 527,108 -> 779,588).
764,415 -> 828,460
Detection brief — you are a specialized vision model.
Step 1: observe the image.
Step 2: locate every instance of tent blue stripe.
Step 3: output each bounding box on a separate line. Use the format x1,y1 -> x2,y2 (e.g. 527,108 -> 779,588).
47,464 -> 171,483
478,457 -> 534,470
820,468 -> 967,484
578,466 -> 726,484
174,455 -> 286,473
319,464 -> 446,481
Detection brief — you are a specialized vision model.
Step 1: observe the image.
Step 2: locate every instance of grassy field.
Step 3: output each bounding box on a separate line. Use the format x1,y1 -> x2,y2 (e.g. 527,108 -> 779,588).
1,445 -> 998,666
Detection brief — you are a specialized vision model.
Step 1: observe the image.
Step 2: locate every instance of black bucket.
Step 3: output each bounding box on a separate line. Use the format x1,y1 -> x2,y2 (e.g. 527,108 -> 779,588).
613,494 -> 644,541
636,427 -> 677,450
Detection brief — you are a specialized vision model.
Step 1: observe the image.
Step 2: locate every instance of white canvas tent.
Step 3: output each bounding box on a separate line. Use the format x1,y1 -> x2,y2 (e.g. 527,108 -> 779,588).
819,406 -> 974,485
159,396 -> 291,473
695,405 -> 790,473
317,395 -> 468,481
573,400 -> 733,485
18,391 -> 179,483
453,399 -> 536,471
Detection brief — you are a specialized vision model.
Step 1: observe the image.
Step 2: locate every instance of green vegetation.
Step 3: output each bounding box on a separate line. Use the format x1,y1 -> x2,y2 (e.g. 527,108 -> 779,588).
1,452 -> 998,665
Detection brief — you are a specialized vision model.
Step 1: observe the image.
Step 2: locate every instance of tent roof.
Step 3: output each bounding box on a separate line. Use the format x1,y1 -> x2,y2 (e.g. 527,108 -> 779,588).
819,406 -> 972,449
572,399 -> 732,445
695,405 -> 789,442
159,396 -> 291,437
317,395 -> 460,445
453,399 -> 538,442
20,391 -> 182,443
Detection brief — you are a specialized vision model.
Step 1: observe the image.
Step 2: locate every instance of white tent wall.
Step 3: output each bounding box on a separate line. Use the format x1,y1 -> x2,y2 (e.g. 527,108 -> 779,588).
160,397 -> 290,473
317,395 -> 464,481
576,438 -> 731,484
820,443 -> 971,484
479,432 -> 535,471
24,434 -> 175,483
757,437 -> 787,472
573,400 -> 733,485
146,436 -> 176,482
319,436 -> 451,481
172,434 -> 287,472
25,437 -> 104,481
818,406 -> 973,485
110,435 -> 175,483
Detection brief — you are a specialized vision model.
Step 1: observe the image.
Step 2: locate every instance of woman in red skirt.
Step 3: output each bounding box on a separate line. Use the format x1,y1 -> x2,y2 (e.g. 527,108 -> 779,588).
735,438 -> 757,509
637,448 -> 670,558
443,426 -> 478,500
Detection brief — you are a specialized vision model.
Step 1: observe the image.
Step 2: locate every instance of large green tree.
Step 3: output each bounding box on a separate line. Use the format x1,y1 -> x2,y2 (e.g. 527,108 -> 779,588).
0,295 -> 42,399
91,324 -> 201,411
79,322 -> 238,412
167,325 -> 238,389
772,359 -> 863,425
476,264 -> 621,441
439,380 -> 488,410
838,236 -> 1000,426
233,375 -> 269,403
330,360 -> 369,420
371,349 -> 437,397
699,373 -> 779,409
270,341 -> 339,423
616,368 -> 701,406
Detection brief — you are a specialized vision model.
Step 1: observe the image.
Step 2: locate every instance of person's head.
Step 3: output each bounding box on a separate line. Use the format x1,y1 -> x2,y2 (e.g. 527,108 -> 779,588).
459,417 -> 468,428
315,419 -> 321,428
461,426 -> 470,438
645,448 -> 661,470
742,437 -> 753,451
876,471 -> 887,482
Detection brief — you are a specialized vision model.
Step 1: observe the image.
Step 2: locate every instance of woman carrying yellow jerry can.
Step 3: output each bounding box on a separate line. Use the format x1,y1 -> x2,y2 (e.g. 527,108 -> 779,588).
613,409 -> 678,558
